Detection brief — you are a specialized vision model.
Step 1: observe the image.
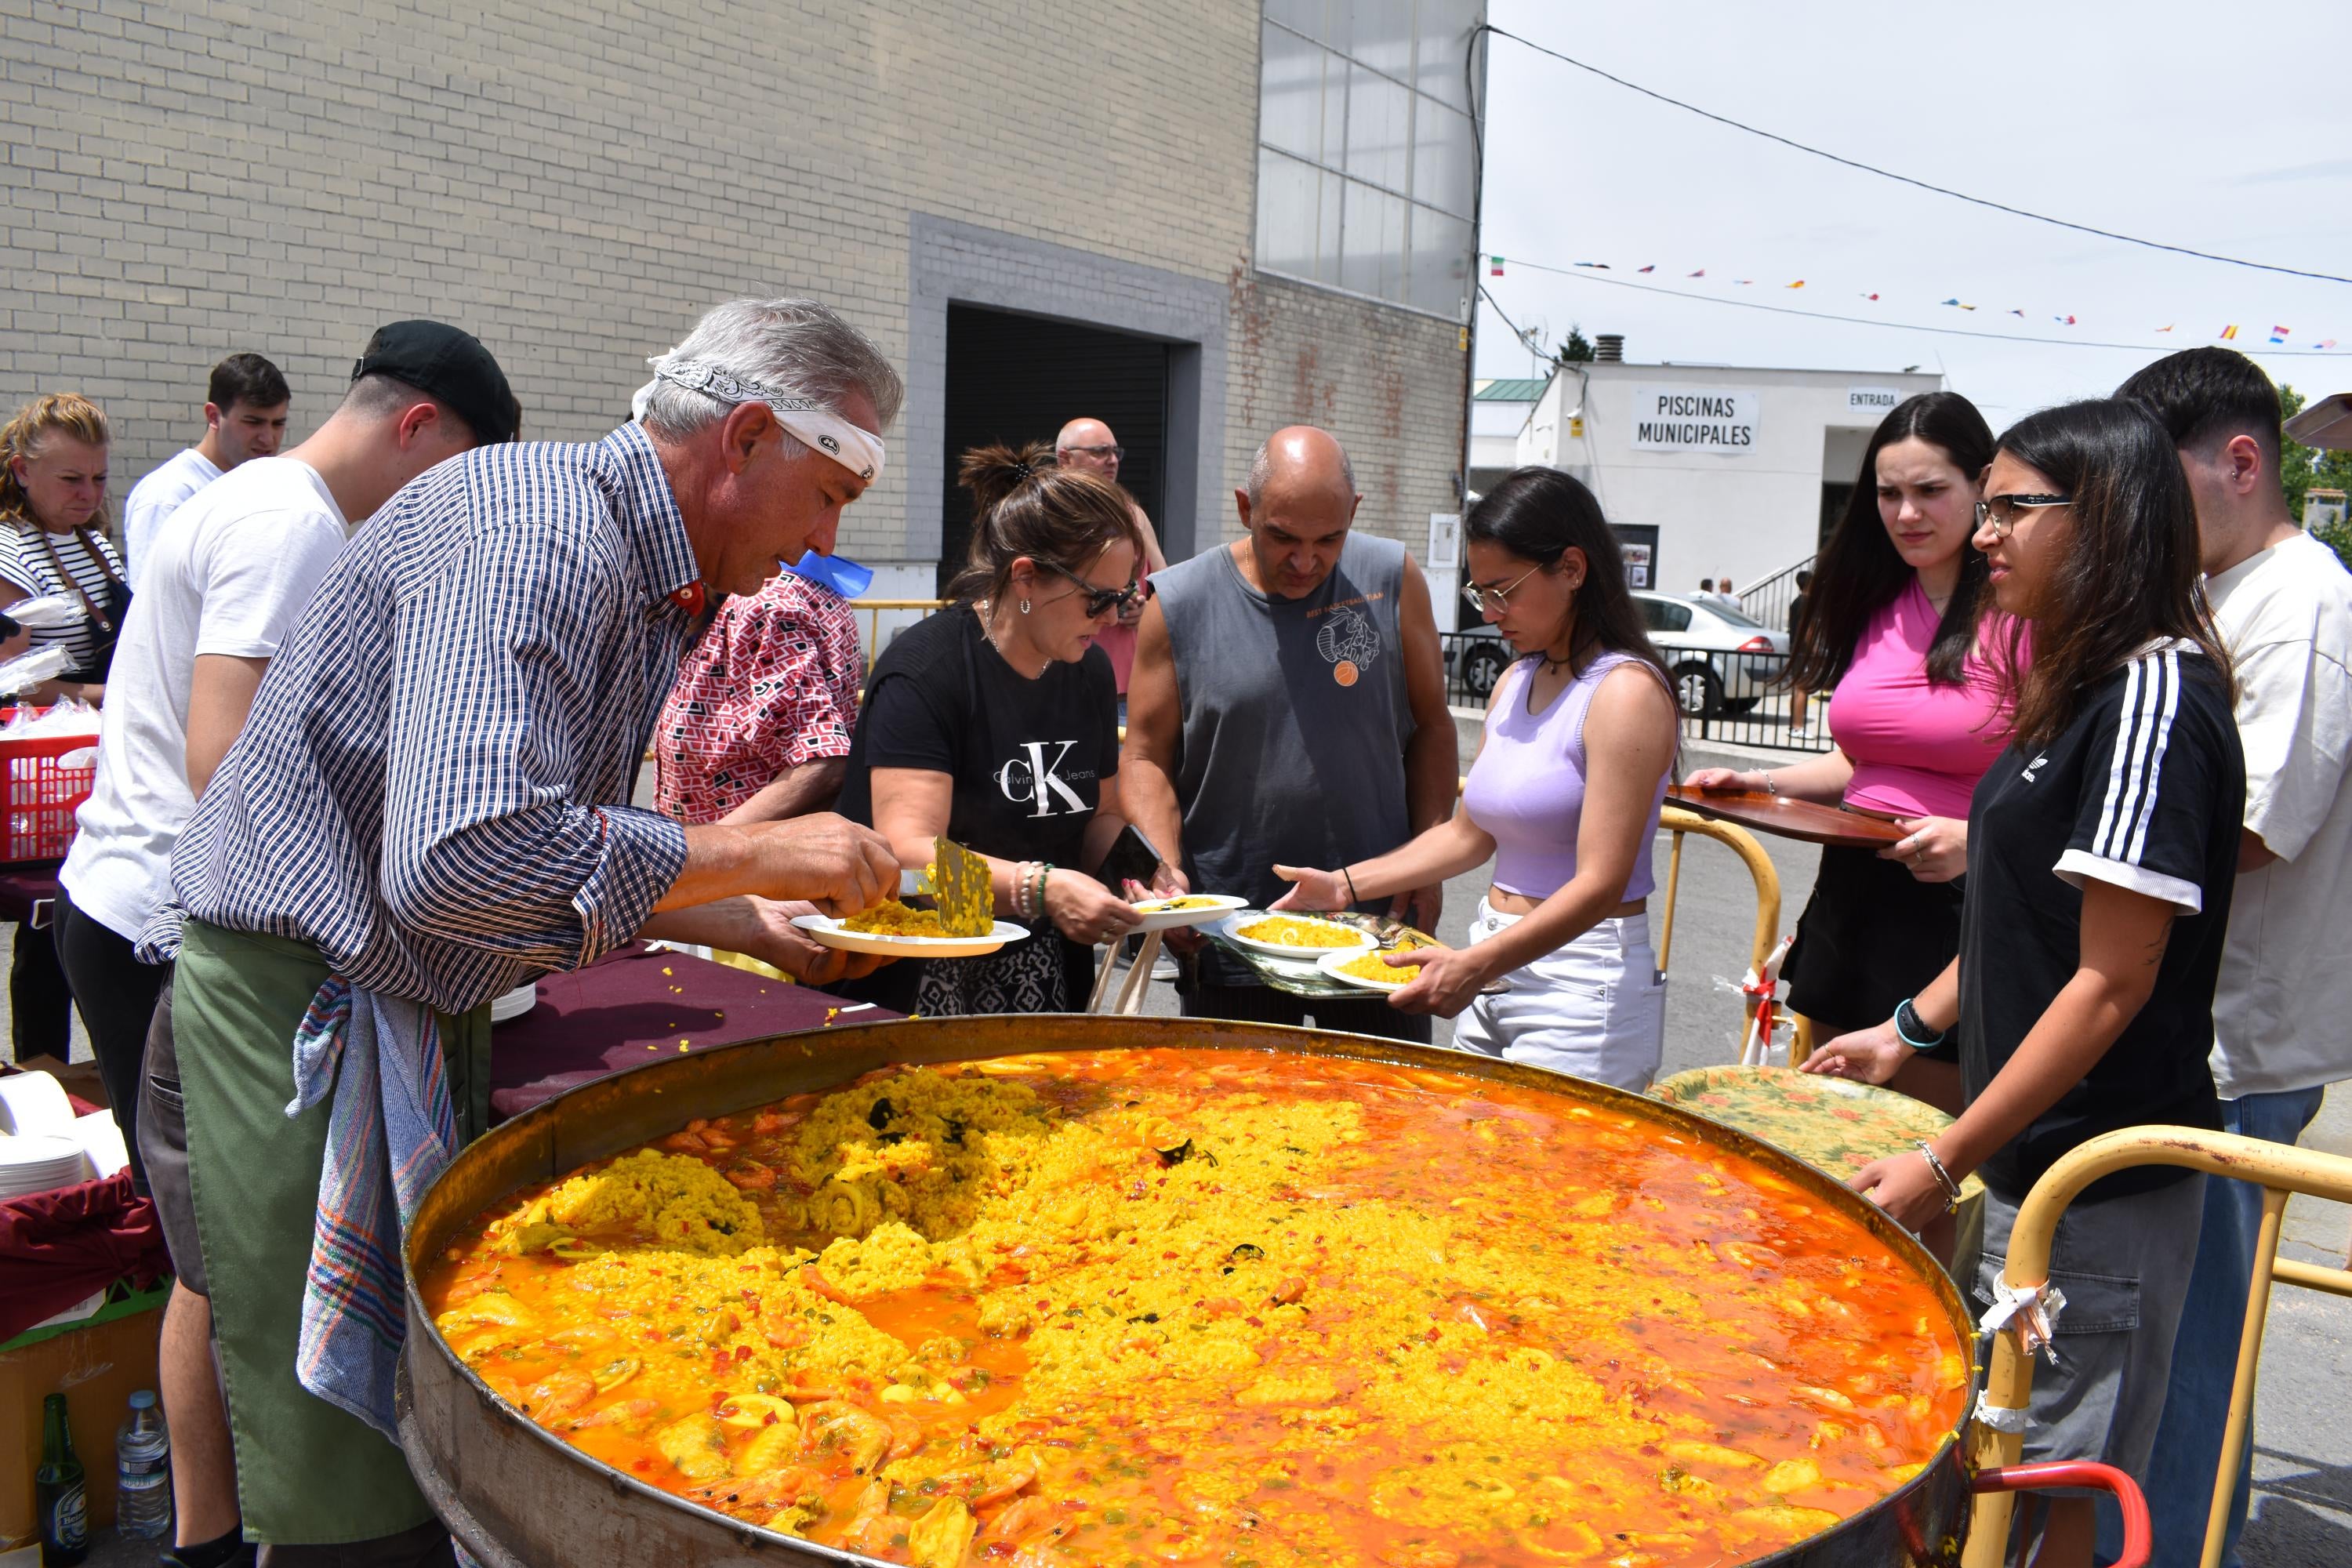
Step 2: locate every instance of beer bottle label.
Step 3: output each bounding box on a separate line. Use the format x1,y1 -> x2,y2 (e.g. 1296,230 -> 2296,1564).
48,1479 -> 88,1548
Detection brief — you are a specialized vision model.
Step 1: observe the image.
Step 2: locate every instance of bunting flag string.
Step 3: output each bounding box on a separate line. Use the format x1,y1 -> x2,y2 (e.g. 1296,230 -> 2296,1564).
1483,256 -> 2350,354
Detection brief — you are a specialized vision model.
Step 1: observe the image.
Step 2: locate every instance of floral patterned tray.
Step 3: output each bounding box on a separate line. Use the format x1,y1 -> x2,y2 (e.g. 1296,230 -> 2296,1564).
1650,1064 -> 1986,1200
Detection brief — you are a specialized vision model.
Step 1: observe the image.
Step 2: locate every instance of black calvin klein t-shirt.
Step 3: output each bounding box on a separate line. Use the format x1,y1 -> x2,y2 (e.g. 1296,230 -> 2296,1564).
838,605 -> 1119,872
1957,645 -> 2242,1203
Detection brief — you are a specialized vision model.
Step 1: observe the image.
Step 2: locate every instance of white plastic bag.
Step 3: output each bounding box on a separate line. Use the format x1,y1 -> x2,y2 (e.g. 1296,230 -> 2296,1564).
0,643 -> 73,697
3,593 -> 85,630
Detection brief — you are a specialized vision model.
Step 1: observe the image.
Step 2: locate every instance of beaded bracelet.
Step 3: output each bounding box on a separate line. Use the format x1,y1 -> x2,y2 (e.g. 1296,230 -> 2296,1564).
1011,862 -> 1033,920
1032,862 -> 1054,920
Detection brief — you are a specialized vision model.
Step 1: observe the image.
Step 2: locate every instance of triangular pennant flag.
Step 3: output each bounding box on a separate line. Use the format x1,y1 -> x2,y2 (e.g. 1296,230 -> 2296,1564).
1638,264 -> 1655,273
2054,315 -> 2077,325
2010,309 -> 2026,318
2156,325 -> 2175,333
2220,325 -> 2240,340
1573,261 -> 1610,270
1785,280 -> 1805,289
1733,278 -> 1753,285
1686,269 -> 1705,278
1941,298 -> 1962,307
2320,339 -> 2339,350
1860,292 -> 1880,301
2270,326 -> 2291,343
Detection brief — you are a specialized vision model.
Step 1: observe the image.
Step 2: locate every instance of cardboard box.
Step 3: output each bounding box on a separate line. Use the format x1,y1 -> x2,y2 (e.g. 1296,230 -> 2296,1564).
0,1295 -> 163,1548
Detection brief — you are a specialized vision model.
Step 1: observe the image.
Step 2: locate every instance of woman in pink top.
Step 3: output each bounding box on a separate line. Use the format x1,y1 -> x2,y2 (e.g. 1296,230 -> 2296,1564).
1689,394 -> 2024,1105
1272,468 -> 1679,1088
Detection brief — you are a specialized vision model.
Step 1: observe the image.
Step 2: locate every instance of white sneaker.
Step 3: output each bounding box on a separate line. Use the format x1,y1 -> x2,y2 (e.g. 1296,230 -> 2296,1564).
1152,955 -> 1179,982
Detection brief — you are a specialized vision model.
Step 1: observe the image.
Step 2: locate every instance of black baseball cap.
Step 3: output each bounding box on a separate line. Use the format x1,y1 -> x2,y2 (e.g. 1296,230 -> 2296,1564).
350,320 -> 521,445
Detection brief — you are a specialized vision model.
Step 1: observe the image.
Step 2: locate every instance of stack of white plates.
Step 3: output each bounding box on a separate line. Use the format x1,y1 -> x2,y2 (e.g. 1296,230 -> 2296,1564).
73,1109 -> 129,1179
0,1069 -> 74,1136
490,982 -> 539,1025
0,1133 -> 90,1199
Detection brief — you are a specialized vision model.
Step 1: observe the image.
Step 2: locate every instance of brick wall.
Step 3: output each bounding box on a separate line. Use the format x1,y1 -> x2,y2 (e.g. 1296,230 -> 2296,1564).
1,0 -> 1467,569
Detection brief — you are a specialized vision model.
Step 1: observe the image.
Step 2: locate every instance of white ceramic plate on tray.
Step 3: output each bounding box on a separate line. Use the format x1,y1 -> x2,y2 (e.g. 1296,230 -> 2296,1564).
792,915 -> 1029,959
1315,945 -> 1429,993
1210,912 -> 1376,959
1124,893 -> 1247,933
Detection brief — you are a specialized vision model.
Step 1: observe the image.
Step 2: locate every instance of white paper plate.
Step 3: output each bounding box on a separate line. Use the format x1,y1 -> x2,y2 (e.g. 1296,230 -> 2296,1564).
490,982 -> 540,1024
0,1132 -> 91,1197
71,1110 -> 128,1179
0,1070 -> 74,1137
793,914 -> 1029,959
1124,893 -> 1247,933
1316,945 -> 1428,993
1210,913 -> 1376,959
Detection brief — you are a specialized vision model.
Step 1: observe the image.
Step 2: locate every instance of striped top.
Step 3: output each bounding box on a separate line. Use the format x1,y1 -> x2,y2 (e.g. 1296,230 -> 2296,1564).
151,423 -> 700,1014
0,520 -> 126,675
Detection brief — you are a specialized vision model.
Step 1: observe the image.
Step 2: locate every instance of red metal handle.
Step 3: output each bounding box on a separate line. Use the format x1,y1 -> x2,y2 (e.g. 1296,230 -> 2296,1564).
1970,1462 -> 2151,1568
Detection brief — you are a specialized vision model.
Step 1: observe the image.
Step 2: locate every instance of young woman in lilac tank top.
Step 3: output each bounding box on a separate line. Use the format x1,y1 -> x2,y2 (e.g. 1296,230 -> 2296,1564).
1686,394 -> 2025,1108
1272,469 -> 1679,1088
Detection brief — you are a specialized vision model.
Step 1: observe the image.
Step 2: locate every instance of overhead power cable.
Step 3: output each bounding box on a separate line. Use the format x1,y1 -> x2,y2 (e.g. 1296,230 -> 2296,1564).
1478,24 -> 2352,287
1497,259 -> 2351,357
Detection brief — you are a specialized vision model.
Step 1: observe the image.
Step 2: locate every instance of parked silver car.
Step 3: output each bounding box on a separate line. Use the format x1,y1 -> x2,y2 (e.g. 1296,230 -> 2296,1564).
1633,591 -> 1788,717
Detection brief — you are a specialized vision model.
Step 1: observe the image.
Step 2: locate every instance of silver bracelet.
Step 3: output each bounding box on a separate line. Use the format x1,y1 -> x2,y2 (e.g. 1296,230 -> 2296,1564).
1759,771 -> 1777,796
1918,1142 -> 1962,1212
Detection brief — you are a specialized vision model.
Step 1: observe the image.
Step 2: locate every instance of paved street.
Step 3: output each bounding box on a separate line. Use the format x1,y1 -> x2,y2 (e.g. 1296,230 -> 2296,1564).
20,724 -> 2351,1563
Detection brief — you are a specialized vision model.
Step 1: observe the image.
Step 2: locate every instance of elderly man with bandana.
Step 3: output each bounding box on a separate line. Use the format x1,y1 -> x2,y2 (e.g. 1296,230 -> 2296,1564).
143,297 -> 903,1566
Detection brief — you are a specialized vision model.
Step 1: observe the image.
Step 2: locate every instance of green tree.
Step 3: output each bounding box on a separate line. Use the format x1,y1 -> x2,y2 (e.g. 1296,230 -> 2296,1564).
2278,385 -> 2352,570
1556,325 -> 1594,365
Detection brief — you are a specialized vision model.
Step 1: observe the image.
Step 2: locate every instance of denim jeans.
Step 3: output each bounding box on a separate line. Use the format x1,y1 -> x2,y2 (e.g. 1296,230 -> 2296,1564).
2102,1084 -> 2327,1568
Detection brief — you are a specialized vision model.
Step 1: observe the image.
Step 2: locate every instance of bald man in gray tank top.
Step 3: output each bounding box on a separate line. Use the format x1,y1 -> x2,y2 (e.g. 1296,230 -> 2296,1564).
1122,426 -> 1457,1041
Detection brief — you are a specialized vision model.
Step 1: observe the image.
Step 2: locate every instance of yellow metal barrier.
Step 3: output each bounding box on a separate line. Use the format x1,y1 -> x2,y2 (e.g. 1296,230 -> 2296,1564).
1655,804 -> 1782,1048
1965,1127 -> 2352,1568
848,597 -> 949,671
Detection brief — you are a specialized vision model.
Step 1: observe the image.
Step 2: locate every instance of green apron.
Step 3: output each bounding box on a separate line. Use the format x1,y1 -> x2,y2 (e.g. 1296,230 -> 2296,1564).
176,920 -> 491,1544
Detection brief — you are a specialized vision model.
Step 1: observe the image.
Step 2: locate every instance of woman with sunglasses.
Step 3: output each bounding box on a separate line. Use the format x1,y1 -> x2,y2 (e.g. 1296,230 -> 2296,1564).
1687,392 -> 2025,1109
1272,467 -> 1678,1087
1806,400 -> 2243,1565
835,441 -> 1153,1014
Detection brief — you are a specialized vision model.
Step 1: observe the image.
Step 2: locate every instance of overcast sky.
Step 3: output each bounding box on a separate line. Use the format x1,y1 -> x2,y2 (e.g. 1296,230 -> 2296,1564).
1472,0 -> 2352,425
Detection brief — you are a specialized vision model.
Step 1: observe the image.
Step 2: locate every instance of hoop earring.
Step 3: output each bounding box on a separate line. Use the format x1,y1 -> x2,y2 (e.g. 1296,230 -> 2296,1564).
1019,598 -> 1031,615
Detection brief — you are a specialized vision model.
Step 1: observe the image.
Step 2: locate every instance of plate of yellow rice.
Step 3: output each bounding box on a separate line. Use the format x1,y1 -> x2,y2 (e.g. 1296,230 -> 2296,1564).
793,906 -> 1030,958
1317,940 -> 1430,991
1214,912 -> 1377,957
1124,891 -> 1246,932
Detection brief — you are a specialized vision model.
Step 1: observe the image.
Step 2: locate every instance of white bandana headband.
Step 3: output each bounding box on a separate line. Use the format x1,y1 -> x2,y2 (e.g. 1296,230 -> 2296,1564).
632,355 -> 886,482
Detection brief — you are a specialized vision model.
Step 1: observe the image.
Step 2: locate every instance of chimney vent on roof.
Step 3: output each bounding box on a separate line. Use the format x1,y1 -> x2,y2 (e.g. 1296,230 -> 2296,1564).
1594,334 -> 1624,363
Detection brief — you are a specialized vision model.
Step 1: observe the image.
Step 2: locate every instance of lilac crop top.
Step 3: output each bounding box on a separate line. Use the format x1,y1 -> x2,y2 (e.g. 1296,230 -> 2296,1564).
1828,581 -> 2027,820
1461,652 -> 1668,901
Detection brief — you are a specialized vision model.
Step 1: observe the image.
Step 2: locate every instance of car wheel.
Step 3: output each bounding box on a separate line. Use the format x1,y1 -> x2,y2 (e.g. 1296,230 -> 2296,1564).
1670,661 -> 1722,718
1461,641 -> 1511,700
1720,697 -> 1759,714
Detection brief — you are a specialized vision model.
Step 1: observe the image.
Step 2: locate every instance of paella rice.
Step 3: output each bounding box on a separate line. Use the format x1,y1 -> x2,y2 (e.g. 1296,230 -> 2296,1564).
1232,915 -> 1364,948
423,1049 -> 1967,1567
842,901 -> 950,938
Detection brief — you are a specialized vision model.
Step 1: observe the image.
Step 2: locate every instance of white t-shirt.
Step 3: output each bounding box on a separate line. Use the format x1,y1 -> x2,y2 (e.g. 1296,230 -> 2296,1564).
60,457 -> 348,943
121,447 -> 223,590
2205,529 -> 2352,1098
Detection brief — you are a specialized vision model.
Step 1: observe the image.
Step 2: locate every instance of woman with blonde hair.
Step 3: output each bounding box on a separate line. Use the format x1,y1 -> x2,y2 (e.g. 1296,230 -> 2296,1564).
0,392 -> 128,704
835,441 -> 1156,1014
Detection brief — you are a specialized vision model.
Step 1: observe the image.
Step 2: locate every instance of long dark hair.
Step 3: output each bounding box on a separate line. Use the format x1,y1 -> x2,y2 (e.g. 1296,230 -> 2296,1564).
1788,391 -> 2004,691
948,441 -> 1142,607
1995,399 -> 2232,750
1465,466 -> 1665,680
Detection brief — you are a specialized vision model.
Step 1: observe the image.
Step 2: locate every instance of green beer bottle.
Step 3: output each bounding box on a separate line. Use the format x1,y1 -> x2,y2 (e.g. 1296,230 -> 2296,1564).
35,1392 -> 88,1566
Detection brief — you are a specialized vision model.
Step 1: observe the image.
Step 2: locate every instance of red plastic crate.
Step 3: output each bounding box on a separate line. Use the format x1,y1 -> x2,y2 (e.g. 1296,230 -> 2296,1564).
0,724 -> 96,865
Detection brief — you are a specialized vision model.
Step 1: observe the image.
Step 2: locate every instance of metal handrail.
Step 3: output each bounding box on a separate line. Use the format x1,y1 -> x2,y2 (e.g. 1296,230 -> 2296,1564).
1964,1127 -> 2352,1568
1655,805 -> 1782,1050
847,597 -> 949,672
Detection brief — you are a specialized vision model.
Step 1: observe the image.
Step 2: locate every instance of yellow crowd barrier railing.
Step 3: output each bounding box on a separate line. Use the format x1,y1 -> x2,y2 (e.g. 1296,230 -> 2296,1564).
848,597 -> 949,672
1655,804 -> 1781,1048
1965,1127 -> 2352,1568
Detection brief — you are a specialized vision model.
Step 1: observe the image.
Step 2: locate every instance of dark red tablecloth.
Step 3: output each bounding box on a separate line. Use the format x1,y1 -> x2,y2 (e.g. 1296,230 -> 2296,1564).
0,1168 -> 171,1341
488,945 -> 899,1121
0,861 -> 60,924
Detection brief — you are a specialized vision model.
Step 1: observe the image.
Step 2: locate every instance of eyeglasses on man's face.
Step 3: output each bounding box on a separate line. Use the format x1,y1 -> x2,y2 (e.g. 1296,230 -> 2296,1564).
1060,444 -> 1124,463
1461,562 -> 1543,616
1041,558 -> 1141,618
1973,494 -> 2071,539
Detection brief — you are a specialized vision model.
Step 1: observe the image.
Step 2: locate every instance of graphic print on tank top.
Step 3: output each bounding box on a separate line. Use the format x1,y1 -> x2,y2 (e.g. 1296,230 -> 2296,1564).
1313,601 -> 1384,688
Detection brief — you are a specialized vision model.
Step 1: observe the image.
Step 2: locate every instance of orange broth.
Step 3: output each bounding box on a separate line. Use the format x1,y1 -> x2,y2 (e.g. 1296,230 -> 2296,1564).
420,1048 -> 1968,1567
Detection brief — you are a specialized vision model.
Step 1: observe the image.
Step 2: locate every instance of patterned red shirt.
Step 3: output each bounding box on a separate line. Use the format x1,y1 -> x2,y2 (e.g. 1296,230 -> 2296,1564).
654,572 -> 864,825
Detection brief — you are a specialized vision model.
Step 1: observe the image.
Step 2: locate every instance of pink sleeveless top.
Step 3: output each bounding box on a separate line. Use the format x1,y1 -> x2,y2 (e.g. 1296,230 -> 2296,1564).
1461,652 -> 1667,900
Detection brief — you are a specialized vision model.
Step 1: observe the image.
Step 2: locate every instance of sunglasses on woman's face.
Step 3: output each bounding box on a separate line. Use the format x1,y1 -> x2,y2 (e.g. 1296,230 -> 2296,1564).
1040,559 -> 1141,617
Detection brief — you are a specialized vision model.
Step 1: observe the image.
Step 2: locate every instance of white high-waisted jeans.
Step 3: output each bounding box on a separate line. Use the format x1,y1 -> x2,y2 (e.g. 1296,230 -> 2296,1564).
1451,900 -> 1666,1091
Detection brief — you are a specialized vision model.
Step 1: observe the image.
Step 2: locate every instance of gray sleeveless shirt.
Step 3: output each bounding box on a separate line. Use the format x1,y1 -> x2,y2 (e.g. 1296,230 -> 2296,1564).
1152,532 -> 1414,984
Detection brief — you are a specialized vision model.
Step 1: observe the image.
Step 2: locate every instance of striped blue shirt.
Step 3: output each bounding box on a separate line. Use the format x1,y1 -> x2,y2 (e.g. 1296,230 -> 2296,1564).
151,423 -> 698,1014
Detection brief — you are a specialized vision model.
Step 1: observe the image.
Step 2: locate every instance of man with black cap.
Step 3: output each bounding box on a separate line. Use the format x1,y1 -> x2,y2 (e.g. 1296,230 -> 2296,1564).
140,297 -> 903,1564
55,320 -> 517,1568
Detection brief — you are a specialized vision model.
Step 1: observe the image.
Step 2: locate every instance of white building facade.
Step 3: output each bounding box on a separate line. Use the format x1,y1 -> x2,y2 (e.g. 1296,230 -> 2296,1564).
1515,355 -> 1944,593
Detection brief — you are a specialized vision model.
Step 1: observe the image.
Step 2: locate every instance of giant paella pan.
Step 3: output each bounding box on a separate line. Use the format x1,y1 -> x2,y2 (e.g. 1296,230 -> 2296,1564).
398,1017 -> 2113,1568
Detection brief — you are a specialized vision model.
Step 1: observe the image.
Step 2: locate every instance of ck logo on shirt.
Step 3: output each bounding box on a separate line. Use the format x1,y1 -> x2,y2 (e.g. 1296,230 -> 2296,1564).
996,740 -> 1092,817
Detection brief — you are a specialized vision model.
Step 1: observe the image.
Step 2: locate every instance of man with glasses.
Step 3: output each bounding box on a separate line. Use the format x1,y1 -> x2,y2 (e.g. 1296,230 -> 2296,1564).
1121,425 -> 1454,1041
1055,418 -> 1168,712
2111,350 -> 2352,1568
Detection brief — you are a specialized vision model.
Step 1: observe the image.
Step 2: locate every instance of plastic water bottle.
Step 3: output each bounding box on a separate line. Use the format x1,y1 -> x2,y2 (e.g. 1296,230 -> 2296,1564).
114,1389 -> 172,1540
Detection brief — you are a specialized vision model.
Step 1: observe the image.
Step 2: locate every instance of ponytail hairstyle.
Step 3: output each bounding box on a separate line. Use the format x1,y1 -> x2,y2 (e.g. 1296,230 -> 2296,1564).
1465,466 -> 1667,680
1995,399 -> 2232,751
0,393 -> 111,529
949,441 -> 1143,607
1788,391 -> 2009,693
